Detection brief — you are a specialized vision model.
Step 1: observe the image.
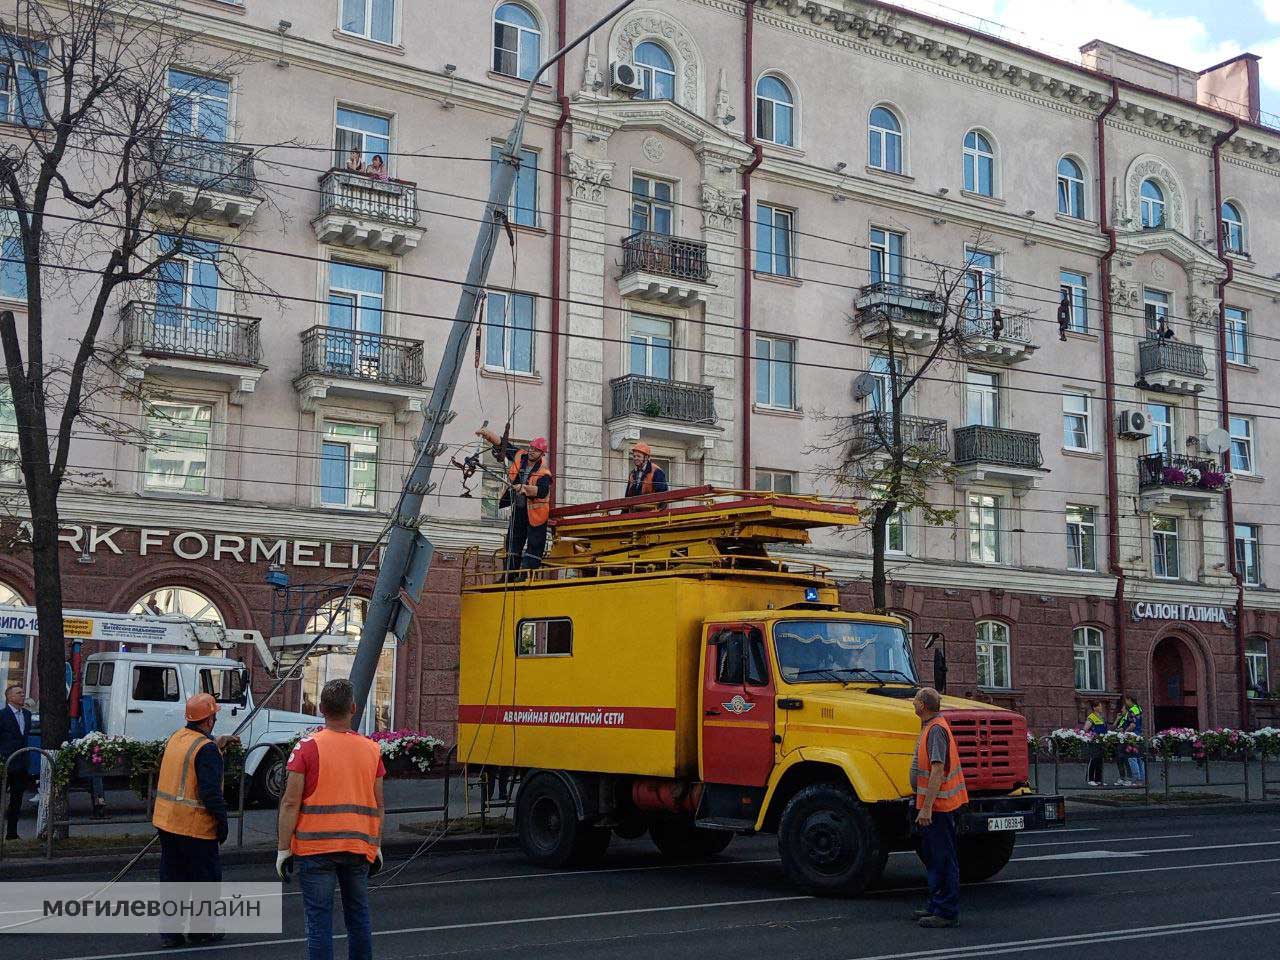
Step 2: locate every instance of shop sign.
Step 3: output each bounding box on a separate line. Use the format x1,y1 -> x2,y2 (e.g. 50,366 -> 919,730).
1131,601 -> 1231,625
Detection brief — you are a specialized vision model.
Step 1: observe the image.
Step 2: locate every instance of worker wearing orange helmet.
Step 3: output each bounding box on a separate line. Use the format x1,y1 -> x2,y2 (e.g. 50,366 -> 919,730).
624,441 -> 668,498
151,692 -> 239,948
476,426 -> 553,570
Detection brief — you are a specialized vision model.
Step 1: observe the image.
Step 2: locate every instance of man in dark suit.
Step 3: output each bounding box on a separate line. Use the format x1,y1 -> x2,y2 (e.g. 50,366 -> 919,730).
2,684 -> 33,840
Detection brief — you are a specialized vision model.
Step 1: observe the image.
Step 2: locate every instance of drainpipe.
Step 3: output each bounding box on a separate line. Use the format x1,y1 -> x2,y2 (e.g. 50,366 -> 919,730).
548,0 -> 568,503
740,0 -> 763,486
1095,81 -> 1126,696
1211,114 -> 1245,726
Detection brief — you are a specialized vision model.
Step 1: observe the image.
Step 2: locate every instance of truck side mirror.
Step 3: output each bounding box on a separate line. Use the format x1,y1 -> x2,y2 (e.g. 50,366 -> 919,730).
238,668 -> 250,707
933,647 -> 948,694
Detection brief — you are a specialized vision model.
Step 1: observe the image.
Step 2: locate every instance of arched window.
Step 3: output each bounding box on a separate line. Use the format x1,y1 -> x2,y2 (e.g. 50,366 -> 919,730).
1140,179 -> 1165,229
131,586 -> 225,624
963,130 -> 995,196
1221,201 -> 1244,254
755,75 -> 794,147
1073,626 -> 1105,692
975,620 -> 1011,689
635,41 -> 675,101
301,597 -> 396,732
1246,638 -> 1270,695
0,579 -> 26,694
493,3 -> 541,81
1057,157 -> 1085,219
869,106 -> 903,174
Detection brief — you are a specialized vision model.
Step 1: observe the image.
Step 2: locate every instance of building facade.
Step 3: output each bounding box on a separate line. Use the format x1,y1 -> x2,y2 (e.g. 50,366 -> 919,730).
3,0 -> 1280,738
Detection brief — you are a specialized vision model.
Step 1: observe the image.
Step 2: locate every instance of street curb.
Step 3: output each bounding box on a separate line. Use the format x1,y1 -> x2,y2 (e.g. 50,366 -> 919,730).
1064,799 -> 1280,820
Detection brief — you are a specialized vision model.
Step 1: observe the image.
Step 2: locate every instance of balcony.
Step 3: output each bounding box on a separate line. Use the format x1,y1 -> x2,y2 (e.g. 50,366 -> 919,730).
953,424 -> 1046,490
117,301 -> 265,403
617,231 -> 715,307
313,170 -> 424,254
844,411 -> 949,461
1137,452 -> 1226,513
148,137 -> 260,226
606,374 -> 719,456
293,326 -> 430,421
1138,338 -> 1208,395
960,312 -> 1036,364
854,282 -> 946,346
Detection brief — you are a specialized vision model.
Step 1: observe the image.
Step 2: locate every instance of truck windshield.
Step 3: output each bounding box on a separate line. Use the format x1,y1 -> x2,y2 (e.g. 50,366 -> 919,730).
773,620 -> 917,685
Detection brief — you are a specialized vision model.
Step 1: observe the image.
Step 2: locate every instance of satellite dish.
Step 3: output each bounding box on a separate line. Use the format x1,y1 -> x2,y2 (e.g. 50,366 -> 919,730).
1203,427 -> 1231,455
851,372 -> 878,401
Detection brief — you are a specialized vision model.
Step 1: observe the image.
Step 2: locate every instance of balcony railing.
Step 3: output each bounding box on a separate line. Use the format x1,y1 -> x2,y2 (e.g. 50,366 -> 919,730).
300,326 -> 424,387
845,411 -> 949,457
121,301 -> 261,365
621,231 -> 711,283
1139,338 -> 1208,380
962,311 -> 1032,344
1138,452 -> 1225,492
610,374 -> 715,424
953,425 -> 1043,469
153,136 -> 256,196
318,170 -> 419,226
854,281 -> 945,324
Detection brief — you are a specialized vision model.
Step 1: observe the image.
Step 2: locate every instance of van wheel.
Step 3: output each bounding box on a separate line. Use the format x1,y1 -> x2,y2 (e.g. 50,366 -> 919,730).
515,775 -> 609,867
649,819 -> 734,859
778,784 -> 883,897
251,752 -> 287,807
958,832 -> 1018,882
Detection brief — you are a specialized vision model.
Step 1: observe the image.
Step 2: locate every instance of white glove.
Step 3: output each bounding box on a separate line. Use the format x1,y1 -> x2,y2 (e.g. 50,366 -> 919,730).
369,848 -> 384,877
275,849 -> 294,883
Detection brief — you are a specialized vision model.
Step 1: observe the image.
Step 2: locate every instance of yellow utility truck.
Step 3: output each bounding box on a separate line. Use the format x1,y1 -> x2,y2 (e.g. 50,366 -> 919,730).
458,488 -> 1064,895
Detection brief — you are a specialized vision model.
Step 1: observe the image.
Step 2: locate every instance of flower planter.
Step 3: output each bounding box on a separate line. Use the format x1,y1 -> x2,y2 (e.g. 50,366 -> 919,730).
74,759 -> 130,780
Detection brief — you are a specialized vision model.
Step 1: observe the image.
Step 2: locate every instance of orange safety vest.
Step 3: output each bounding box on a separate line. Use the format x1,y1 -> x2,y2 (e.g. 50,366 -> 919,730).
290,728 -> 383,862
913,716 -> 969,812
151,727 -> 219,840
509,451 -> 552,527
630,462 -> 656,496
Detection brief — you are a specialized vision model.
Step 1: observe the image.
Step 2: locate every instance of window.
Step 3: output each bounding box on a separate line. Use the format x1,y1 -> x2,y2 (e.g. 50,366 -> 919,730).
868,354 -> 898,414
1057,157 -> 1086,218
0,211 -> 24,301
335,107 -> 391,170
870,228 -> 904,287
869,106 -> 902,173
484,290 -> 534,374
321,422 -> 379,509
754,335 -> 795,409
516,618 -> 573,657
976,621 -> 1011,689
631,175 -> 674,235
144,402 -> 213,495
326,262 -> 385,375
492,145 -> 538,227
84,662 -> 100,687
1062,391 -> 1092,451
756,75 -> 794,147
1146,403 -> 1173,457
1066,505 -> 1097,572
0,38 -> 47,127
341,0 -> 395,45
628,314 -> 672,379
713,629 -> 769,687
1246,638 -> 1270,693
885,504 -> 906,554
156,236 -> 221,326
199,667 -> 245,704
1140,179 -> 1165,229
1230,415 -> 1254,474
1143,288 -> 1169,338
0,383 -> 18,483
1073,626 -> 1104,692
493,3 -> 541,81
963,130 -> 995,196
964,249 -> 998,322
1226,307 -> 1249,365
968,493 -> 1001,564
167,69 -> 229,141
755,203 -> 793,277
1152,515 -> 1180,580
131,586 -> 224,624
1221,201 -> 1244,254
965,371 -> 999,427
1235,523 -> 1261,586
635,41 -> 675,101
756,469 -> 796,494
1059,271 -> 1088,334
131,666 -> 180,702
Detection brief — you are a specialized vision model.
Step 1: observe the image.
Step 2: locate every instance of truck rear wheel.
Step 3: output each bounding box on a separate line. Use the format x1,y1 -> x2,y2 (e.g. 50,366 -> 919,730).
958,832 -> 1018,882
778,784 -> 883,897
251,751 -> 287,807
648,819 -> 734,859
515,775 -> 610,867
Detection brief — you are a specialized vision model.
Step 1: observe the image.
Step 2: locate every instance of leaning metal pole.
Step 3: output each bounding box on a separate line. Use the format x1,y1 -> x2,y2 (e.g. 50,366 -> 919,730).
348,0 -> 637,722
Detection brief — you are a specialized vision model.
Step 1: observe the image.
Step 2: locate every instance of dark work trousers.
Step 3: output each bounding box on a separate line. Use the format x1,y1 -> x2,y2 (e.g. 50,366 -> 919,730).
918,811 -> 960,921
505,509 -> 548,571
4,770 -> 31,839
1086,745 -> 1104,784
158,829 -> 223,883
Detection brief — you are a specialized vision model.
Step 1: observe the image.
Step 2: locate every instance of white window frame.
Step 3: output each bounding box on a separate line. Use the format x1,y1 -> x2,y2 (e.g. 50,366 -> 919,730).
1073,626 -> 1105,692
166,68 -> 231,142
968,492 -> 1001,564
965,370 -> 1000,427
1230,415 -> 1255,475
320,419 -> 380,511
339,0 -> 397,46
755,469 -> 796,494
1152,515 -> 1180,580
1059,270 -> 1088,334
1235,523 -> 1261,587
492,2 -> 542,81
1246,638 -> 1269,691
964,248 -> 999,323
142,400 -> 216,498
755,74 -> 795,147
0,382 -> 16,483
1225,307 -> 1249,365
1140,178 -> 1165,229
484,290 -> 535,375
868,353 -> 899,414
1221,200 -> 1245,254
1143,287 -> 1171,338
1147,402 -> 1174,457
754,335 -> 796,410
1066,504 -> 1097,572
868,106 -> 903,174
755,203 -> 794,277
334,105 -> 392,172
630,173 -> 675,236
963,129 -> 996,197
627,313 -> 674,380
976,620 -> 1011,689
885,505 -> 907,555
634,41 -> 675,101
1062,390 -> 1092,452
1057,156 -> 1086,219
869,227 -> 905,288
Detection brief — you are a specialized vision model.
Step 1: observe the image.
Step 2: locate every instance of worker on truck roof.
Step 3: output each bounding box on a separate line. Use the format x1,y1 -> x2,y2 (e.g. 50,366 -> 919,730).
476,426 -> 552,571
624,442 -> 668,499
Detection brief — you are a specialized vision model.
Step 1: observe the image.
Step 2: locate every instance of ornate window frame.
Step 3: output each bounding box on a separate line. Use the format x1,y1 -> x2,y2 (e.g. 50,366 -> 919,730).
1124,155 -> 1186,234
608,8 -> 705,115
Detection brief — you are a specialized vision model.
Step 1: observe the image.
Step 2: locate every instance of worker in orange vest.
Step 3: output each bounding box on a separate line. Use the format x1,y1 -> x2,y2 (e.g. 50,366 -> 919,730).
910,686 -> 968,928
624,442 -> 668,498
276,679 -> 385,960
476,426 -> 553,571
151,692 -> 236,949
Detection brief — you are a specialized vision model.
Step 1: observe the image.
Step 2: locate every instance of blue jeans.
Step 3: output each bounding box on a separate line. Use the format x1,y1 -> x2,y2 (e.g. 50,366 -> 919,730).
1128,755 -> 1146,783
298,854 -> 373,960
919,811 -> 960,920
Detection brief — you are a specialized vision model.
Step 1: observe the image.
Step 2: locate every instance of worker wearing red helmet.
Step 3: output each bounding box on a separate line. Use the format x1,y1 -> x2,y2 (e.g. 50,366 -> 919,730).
624,441 -> 668,498
476,426 -> 553,570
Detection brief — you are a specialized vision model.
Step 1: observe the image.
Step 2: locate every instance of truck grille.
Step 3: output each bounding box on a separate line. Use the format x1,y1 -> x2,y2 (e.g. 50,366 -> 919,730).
944,710 -> 1026,793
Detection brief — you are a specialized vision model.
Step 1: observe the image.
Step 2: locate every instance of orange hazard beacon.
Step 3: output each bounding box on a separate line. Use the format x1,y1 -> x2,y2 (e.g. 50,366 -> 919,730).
458,488 -> 1065,895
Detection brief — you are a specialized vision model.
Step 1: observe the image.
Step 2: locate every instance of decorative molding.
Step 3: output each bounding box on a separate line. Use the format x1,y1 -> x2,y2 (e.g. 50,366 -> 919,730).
609,8 -> 706,116
699,182 -> 743,231
641,135 -> 666,163
1123,155 -> 1186,234
566,152 -> 614,203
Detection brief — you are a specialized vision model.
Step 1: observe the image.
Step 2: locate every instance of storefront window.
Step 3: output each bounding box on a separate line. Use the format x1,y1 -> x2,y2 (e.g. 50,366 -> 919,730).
0,580 -> 27,695
300,597 -> 395,732
130,586 -> 225,624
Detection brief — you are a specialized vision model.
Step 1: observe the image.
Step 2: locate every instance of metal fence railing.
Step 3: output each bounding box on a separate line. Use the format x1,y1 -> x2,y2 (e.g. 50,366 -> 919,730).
1137,452 -> 1224,492
853,281 -> 945,326
953,424 -> 1044,469
299,325 -> 425,387
621,231 -> 710,283
154,137 -> 256,196
121,301 -> 262,365
846,411 -> 949,457
318,170 -> 419,226
1139,338 -> 1208,380
609,374 -> 716,424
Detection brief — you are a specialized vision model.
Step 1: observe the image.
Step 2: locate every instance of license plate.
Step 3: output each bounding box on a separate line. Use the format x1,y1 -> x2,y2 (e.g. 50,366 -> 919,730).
987,816 -> 1025,832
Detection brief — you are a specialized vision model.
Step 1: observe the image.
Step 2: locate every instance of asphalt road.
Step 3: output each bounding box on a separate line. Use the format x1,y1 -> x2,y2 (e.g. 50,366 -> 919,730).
7,811 -> 1280,960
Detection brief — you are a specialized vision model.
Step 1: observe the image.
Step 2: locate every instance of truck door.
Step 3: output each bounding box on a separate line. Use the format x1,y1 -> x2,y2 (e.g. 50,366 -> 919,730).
198,665 -> 248,738
123,662 -> 183,740
701,624 -> 776,786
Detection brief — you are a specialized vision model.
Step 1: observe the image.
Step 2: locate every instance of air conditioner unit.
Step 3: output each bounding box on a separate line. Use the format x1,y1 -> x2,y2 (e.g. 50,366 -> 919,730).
610,61 -> 643,96
1118,409 -> 1150,439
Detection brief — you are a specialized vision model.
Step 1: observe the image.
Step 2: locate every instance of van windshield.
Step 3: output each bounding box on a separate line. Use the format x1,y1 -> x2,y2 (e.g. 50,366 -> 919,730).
773,620 -> 917,685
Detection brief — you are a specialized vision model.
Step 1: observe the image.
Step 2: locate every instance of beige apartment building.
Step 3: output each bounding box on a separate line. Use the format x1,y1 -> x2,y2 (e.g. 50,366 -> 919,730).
3,0 -> 1280,737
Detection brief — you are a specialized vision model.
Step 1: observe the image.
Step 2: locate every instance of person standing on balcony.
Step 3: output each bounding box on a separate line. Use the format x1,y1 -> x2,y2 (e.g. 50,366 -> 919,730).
476,427 -> 552,572
368,155 -> 389,181
344,148 -> 366,174
624,442 -> 668,499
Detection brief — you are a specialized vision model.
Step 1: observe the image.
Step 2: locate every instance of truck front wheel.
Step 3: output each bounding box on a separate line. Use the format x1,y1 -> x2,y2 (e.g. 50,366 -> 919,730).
958,832 -> 1018,882
515,775 -> 610,868
778,784 -> 884,897
649,819 -> 734,859
251,751 -> 288,806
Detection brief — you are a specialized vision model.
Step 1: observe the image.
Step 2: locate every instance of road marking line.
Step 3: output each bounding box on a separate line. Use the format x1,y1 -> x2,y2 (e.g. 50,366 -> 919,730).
1023,827 -> 1098,834
1017,850 -> 1147,861
1012,838 -> 1280,861
1015,833 -> 1191,848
